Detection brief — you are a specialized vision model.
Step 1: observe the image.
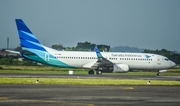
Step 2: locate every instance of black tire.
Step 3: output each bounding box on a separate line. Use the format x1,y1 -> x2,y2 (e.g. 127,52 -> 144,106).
157,73 -> 160,76
96,70 -> 102,75
88,70 -> 94,75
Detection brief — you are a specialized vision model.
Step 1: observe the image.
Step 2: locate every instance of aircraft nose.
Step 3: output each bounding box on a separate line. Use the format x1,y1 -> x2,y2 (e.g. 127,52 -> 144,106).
171,61 -> 176,67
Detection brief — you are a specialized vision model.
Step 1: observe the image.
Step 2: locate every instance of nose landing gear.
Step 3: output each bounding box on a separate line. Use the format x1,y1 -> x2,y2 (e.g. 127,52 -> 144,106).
157,71 -> 160,76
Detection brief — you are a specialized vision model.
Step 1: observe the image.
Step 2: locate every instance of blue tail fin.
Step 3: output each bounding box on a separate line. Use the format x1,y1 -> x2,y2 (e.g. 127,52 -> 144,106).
15,19 -> 73,68
15,19 -> 46,51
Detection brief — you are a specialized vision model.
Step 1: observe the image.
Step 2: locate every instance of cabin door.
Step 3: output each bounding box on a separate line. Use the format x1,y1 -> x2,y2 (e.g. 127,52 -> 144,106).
157,56 -> 161,65
45,53 -> 49,61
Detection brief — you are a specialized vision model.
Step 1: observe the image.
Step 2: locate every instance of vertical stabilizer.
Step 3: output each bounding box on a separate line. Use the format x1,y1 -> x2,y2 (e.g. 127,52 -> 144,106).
15,19 -> 72,68
15,19 -> 46,51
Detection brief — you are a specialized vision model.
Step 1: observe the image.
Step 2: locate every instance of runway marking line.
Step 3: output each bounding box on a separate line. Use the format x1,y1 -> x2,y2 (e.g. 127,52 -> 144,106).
0,97 -> 9,100
122,87 -> 134,90
20,99 -> 94,106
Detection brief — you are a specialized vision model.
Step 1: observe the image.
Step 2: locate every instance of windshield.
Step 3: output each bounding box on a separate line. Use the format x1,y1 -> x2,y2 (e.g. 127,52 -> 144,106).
164,58 -> 169,61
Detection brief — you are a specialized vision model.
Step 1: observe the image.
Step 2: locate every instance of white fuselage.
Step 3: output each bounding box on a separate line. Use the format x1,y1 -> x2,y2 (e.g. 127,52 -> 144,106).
45,47 -> 175,70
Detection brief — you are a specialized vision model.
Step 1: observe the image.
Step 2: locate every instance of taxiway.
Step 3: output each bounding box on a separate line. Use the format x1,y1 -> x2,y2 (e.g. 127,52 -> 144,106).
0,85 -> 180,106
0,74 -> 180,105
0,73 -> 180,81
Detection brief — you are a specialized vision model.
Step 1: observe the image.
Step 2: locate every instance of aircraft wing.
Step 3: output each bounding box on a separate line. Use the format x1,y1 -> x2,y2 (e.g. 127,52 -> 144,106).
0,49 -> 21,56
94,46 -> 113,67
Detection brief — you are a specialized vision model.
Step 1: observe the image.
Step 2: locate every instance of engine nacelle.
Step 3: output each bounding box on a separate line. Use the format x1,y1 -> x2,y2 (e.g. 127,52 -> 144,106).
113,64 -> 129,72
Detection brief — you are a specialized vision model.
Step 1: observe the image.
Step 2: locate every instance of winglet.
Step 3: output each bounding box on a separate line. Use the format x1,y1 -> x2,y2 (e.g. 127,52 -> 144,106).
94,46 -> 103,58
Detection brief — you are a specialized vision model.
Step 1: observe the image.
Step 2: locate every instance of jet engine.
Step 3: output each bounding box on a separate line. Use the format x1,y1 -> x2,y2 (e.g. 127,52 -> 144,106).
113,64 -> 129,72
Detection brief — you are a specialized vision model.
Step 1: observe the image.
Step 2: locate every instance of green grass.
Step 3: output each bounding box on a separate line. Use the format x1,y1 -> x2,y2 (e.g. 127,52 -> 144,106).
0,65 -> 180,76
0,65 -> 180,85
0,65 -> 87,74
0,78 -> 180,85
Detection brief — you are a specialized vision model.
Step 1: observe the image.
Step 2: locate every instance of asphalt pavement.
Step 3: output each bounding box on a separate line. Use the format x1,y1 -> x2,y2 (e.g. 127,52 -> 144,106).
0,73 -> 180,81
0,85 -> 180,106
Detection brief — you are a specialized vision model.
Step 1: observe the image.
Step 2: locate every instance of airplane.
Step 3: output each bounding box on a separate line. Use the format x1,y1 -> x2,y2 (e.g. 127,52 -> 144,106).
13,19 -> 176,76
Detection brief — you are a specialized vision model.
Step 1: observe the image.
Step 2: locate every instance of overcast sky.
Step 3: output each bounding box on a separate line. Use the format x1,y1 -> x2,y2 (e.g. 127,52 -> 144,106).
0,0 -> 180,52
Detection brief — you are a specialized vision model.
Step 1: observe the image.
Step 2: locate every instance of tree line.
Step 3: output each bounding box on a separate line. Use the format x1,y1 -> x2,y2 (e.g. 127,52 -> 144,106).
0,55 -> 37,66
51,41 -> 110,52
1,41 -> 180,65
143,49 -> 180,64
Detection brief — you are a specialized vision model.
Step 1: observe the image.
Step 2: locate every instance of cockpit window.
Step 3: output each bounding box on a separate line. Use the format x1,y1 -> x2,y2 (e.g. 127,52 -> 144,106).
164,58 -> 169,61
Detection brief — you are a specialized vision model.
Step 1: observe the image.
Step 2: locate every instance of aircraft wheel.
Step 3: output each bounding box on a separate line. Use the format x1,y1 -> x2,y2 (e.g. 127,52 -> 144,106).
96,70 -> 102,75
88,70 -> 94,75
157,72 -> 160,76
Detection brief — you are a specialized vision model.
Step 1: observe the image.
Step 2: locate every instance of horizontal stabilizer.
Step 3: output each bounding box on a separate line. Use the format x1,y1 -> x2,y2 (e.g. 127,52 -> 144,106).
0,49 -> 21,56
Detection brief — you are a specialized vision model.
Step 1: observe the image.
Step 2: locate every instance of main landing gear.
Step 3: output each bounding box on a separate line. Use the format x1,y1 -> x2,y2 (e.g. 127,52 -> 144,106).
88,70 -> 102,75
88,70 -> 94,75
96,70 -> 102,75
